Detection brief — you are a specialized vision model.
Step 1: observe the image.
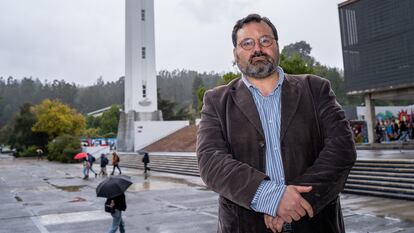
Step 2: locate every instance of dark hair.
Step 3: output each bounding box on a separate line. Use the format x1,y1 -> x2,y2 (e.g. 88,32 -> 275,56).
232,13 -> 278,47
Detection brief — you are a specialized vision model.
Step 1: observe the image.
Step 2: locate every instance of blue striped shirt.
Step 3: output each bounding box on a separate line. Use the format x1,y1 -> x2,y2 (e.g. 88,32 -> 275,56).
242,67 -> 286,217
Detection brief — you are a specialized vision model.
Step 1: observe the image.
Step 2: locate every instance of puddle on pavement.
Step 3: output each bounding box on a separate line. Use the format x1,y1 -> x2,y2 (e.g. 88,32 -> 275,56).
69,196 -> 87,202
50,184 -> 86,192
128,175 -> 204,192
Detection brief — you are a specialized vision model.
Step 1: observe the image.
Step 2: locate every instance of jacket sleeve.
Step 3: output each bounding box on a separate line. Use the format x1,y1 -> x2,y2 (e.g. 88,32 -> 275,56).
196,90 -> 268,209
292,78 -> 356,214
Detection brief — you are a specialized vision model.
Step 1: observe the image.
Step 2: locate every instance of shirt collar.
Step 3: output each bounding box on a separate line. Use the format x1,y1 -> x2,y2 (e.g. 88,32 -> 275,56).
241,66 -> 285,93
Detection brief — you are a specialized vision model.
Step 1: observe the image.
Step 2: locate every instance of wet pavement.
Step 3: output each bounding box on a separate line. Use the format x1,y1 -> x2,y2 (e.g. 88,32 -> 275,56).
1,151 -> 414,233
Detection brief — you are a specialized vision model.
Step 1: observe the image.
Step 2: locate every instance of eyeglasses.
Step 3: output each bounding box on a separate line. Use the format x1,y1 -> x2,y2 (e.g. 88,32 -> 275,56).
238,35 -> 275,50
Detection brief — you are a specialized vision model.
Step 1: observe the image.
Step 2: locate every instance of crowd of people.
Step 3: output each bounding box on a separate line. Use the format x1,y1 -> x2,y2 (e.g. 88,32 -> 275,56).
375,119 -> 414,143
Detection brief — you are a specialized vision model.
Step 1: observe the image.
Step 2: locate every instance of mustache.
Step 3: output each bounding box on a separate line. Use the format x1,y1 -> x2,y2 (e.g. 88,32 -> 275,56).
248,51 -> 271,63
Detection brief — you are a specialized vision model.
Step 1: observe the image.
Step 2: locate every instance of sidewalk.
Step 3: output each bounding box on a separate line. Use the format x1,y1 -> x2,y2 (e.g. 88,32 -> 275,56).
1,153 -> 414,233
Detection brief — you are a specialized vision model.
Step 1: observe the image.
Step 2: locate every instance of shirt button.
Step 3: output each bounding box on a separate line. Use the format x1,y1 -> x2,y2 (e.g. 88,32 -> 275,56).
258,141 -> 265,148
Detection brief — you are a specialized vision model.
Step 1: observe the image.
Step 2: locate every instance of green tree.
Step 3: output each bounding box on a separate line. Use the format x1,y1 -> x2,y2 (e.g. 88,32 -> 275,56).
47,134 -> 81,163
0,103 -> 48,152
192,76 -> 204,111
32,99 -> 86,139
100,105 -> 121,135
281,40 -> 315,67
279,53 -> 314,74
197,86 -> 206,112
221,72 -> 241,85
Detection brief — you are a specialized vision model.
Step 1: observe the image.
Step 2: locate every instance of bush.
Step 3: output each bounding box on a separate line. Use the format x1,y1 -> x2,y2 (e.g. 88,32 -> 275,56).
16,145 -> 38,157
103,132 -> 117,139
47,134 -> 81,163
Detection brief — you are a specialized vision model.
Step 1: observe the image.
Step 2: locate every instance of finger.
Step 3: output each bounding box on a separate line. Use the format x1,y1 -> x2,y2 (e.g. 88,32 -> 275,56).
294,185 -> 312,193
265,215 -> 277,233
264,215 -> 271,229
296,205 -> 306,217
281,214 -> 292,223
300,198 -> 314,217
275,217 -> 284,232
290,210 -> 301,221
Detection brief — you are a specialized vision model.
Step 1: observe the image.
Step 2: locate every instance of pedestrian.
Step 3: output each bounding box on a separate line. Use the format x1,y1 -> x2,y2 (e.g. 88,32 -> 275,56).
399,120 -> 409,142
105,193 -> 127,233
82,157 -> 90,180
142,152 -> 150,173
111,152 -> 122,175
36,148 -> 44,160
87,153 -> 98,178
100,153 -> 109,176
196,14 -> 356,233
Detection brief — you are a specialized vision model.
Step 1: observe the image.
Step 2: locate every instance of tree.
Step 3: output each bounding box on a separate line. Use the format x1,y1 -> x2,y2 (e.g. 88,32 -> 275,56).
100,105 -> 121,135
279,53 -> 314,74
0,103 -> 48,152
281,40 -> 315,67
197,86 -> 206,112
221,72 -> 241,85
192,75 -> 204,111
32,99 -> 86,139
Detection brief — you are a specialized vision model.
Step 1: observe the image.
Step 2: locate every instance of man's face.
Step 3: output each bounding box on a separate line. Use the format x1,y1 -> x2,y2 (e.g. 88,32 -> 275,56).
233,21 -> 279,79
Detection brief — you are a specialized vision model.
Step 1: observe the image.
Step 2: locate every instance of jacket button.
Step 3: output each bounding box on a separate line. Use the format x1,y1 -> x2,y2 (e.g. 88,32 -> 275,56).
258,141 -> 265,147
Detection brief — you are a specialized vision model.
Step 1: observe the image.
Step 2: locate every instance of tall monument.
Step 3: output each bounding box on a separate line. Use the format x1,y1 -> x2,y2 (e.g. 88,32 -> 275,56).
117,0 -> 163,152
124,0 -> 157,113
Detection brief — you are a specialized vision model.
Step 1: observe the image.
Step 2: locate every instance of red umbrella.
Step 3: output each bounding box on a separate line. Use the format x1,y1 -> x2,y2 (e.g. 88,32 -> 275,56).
74,152 -> 87,160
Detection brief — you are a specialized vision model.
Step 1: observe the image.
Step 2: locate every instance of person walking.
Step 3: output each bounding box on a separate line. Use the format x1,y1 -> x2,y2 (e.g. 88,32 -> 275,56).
36,148 -> 44,160
197,14 -> 356,233
82,157 -> 90,180
105,193 -> 127,233
111,152 -> 122,175
99,153 -> 109,176
142,152 -> 150,173
87,153 -> 98,178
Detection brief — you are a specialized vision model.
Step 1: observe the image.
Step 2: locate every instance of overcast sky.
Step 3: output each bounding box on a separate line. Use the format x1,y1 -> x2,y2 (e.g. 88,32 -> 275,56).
0,0 -> 345,86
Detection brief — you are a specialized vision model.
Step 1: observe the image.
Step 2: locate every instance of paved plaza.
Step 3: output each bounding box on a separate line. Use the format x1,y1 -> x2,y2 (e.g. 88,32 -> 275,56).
1,152 -> 414,233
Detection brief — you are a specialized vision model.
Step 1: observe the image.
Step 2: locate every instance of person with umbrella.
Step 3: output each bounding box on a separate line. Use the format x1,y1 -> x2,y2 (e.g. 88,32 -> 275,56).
97,175 -> 132,233
105,193 -> 126,233
74,152 -> 90,180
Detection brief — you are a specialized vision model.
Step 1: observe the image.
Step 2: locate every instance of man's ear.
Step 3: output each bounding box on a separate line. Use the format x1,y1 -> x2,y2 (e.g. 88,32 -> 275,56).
233,48 -> 238,66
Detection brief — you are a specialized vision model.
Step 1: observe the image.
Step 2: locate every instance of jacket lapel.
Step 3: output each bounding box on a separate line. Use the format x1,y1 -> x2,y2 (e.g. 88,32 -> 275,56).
230,79 -> 265,138
280,75 -> 301,141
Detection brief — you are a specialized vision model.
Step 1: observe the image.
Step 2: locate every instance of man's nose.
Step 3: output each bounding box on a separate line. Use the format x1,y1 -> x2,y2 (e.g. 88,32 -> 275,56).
252,40 -> 263,53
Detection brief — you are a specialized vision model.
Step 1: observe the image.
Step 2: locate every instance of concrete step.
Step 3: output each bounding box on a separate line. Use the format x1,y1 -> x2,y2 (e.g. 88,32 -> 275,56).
349,170 -> 414,179
346,178 -> 414,189
351,166 -> 414,173
348,174 -> 414,184
345,183 -> 414,195
343,188 -> 414,201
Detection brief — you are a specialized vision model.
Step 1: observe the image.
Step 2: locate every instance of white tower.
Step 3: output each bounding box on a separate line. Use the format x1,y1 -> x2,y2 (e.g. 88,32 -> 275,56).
125,0 -> 157,112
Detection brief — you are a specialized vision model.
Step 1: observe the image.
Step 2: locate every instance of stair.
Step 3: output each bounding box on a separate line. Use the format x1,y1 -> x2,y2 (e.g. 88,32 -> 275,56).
344,159 -> 414,200
120,154 -> 414,200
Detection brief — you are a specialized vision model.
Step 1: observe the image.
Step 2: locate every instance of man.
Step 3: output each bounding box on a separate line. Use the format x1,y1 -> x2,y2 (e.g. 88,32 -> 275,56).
87,153 -> 98,178
36,148 -> 43,160
99,153 -> 109,176
142,151 -> 151,174
197,14 -> 356,233
105,193 -> 127,233
111,152 -> 122,175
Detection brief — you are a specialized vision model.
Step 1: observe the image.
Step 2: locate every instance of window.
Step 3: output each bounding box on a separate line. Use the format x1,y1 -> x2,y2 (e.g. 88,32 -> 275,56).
142,84 -> 147,98
141,47 -> 146,59
141,9 -> 145,21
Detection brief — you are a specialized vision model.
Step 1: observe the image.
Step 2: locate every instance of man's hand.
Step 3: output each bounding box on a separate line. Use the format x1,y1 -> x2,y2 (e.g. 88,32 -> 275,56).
264,215 -> 284,233
276,185 -> 314,223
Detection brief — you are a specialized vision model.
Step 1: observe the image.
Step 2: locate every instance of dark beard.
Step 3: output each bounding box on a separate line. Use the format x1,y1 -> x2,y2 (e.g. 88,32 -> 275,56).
237,51 -> 278,79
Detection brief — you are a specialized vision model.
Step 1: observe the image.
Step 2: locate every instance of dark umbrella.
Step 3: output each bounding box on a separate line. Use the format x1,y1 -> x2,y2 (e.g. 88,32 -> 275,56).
96,175 -> 133,198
